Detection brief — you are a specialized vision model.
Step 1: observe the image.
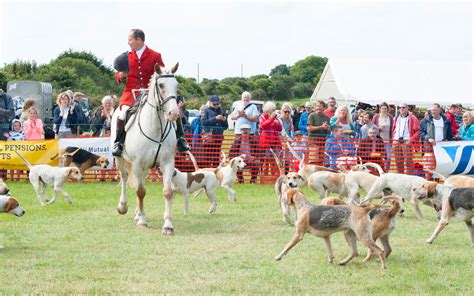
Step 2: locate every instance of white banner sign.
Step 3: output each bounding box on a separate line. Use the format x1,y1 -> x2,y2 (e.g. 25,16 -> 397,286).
433,140 -> 474,176
58,137 -> 113,169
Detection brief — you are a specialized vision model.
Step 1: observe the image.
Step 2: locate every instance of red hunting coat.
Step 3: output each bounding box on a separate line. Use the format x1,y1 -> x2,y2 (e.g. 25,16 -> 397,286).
115,47 -> 165,107
259,113 -> 283,150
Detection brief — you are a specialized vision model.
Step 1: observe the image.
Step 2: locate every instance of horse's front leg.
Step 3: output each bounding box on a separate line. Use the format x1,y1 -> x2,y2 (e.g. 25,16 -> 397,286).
132,165 -> 148,227
116,157 -> 129,215
161,163 -> 175,235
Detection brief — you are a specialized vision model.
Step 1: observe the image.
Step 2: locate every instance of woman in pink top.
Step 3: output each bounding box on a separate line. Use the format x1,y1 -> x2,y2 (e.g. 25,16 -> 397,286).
23,106 -> 44,140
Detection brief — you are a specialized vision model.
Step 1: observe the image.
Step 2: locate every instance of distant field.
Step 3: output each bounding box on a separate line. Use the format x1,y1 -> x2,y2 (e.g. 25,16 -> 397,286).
1,182 -> 473,294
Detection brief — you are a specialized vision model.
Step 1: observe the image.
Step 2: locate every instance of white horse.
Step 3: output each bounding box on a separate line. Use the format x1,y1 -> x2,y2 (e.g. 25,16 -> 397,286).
111,63 -> 180,235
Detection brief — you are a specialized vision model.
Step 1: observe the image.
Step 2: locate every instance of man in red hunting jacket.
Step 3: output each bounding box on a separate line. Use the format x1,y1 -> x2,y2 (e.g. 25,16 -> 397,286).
112,28 -> 190,156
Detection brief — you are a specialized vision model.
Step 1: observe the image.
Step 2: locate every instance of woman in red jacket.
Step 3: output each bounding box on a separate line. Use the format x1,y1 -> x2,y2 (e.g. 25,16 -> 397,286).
259,101 -> 282,182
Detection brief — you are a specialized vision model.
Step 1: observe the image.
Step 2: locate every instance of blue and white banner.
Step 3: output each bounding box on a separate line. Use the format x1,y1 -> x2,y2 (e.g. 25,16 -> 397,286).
433,141 -> 474,176
58,137 -> 113,169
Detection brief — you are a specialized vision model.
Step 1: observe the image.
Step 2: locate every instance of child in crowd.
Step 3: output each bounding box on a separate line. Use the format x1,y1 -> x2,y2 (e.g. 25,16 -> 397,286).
6,119 -> 25,141
23,106 -> 44,140
325,126 -> 355,169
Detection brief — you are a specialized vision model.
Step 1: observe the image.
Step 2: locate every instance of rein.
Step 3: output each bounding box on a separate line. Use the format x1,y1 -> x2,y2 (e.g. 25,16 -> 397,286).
136,74 -> 178,167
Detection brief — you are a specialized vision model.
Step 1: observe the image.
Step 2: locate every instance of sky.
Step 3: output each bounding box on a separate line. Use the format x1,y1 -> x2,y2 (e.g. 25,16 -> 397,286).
0,0 -> 472,103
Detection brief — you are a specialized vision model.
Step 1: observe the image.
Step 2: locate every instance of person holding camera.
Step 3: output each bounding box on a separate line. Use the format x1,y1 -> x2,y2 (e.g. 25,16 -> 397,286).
392,103 -> 420,174
202,95 -> 228,167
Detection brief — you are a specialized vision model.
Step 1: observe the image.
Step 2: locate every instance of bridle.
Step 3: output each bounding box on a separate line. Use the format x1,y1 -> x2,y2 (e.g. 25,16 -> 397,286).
148,74 -> 178,111
136,73 -> 178,167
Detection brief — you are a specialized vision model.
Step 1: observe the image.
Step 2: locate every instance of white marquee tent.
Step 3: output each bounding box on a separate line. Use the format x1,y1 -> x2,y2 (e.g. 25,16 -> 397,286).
310,58 -> 473,108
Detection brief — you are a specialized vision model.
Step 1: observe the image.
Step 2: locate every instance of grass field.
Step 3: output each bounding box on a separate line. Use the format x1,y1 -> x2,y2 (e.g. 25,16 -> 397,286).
1,181 -> 473,294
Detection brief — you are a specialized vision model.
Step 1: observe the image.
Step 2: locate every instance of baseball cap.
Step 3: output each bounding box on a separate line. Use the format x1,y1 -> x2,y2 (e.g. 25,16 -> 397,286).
209,95 -> 220,104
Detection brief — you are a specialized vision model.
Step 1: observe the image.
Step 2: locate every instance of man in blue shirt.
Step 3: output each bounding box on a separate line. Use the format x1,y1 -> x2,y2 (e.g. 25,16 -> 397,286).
298,101 -> 313,136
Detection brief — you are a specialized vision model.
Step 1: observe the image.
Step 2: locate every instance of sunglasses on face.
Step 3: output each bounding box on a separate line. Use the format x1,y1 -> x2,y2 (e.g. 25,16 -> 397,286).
283,111 -> 290,114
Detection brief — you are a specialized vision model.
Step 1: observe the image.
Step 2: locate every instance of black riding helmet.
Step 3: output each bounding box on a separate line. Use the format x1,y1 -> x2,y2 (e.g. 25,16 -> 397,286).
113,52 -> 129,73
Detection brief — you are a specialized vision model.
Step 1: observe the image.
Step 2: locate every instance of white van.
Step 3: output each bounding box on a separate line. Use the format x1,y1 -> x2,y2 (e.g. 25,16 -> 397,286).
227,100 -> 264,131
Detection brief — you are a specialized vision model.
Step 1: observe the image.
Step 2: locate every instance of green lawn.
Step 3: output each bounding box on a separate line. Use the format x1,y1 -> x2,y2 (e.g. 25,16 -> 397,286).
1,182 -> 472,294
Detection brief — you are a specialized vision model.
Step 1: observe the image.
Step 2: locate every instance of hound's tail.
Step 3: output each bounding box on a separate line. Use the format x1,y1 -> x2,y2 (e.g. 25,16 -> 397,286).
286,142 -> 301,161
186,151 -> 200,171
364,162 -> 385,175
298,154 -> 306,172
15,151 -> 33,170
270,148 -> 285,176
217,151 -> 227,169
337,164 -> 349,173
424,168 -> 446,180
381,195 -> 403,217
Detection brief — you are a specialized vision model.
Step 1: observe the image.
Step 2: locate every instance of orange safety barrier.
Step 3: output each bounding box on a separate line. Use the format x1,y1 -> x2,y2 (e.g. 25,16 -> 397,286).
0,133 -> 439,184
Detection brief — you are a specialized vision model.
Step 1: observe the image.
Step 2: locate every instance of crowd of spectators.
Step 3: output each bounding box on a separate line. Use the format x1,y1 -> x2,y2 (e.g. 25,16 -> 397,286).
0,89 -> 119,141
187,92 -> 473,181
1,87 -> 473,182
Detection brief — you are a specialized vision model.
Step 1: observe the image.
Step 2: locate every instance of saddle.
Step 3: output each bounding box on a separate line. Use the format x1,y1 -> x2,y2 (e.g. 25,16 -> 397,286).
124,93 -> 147,132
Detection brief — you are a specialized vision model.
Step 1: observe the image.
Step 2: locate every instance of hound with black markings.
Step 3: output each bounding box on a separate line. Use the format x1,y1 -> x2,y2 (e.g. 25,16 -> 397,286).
275,189 -> 386,269
411,182 -> 474,246
16,151 -> 83,205
322,195 -> 403,261
360,163 -> 429,220
171,168 -> 219,215
58,146 -> 109,175
0,195 -> 25,217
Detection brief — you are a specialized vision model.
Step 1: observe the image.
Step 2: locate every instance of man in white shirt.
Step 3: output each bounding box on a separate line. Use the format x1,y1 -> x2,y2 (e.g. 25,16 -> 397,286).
392,103 -> 420,174
420,103 -> 452,147
231,91 -> 259,135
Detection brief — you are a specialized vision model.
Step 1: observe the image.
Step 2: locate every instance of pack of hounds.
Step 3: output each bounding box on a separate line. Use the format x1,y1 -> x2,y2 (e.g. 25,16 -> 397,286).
1,145 -> 472,270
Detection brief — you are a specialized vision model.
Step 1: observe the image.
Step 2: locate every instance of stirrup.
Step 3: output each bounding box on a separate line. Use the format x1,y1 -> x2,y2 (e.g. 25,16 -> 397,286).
112,142 -> 124,157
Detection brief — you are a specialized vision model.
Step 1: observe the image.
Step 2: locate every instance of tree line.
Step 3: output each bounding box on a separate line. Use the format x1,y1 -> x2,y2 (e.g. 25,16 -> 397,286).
0,50 -> 327,110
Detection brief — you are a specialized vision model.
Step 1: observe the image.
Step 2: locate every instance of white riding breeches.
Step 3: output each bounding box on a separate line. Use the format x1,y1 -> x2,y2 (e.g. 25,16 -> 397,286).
118,105 -> 130,121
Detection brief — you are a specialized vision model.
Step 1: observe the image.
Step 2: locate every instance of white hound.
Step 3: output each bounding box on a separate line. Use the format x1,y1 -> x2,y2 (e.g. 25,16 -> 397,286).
15,151 -> 83,205
171,168 -> 219,215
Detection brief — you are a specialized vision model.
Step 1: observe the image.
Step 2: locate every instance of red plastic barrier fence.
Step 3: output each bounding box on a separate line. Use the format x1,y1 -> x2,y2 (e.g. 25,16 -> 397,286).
1,133 -> 438,184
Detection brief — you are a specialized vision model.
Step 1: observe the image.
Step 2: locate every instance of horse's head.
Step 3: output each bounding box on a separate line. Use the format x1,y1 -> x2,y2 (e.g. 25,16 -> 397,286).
153,63 -> 180,121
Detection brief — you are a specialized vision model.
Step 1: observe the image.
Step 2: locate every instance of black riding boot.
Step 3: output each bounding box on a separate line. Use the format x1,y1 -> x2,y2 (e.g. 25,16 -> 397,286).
176,119 -> 190,152
112,119 -> 126,157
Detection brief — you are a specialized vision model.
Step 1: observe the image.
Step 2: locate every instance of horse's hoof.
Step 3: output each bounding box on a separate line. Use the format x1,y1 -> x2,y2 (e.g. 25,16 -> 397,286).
117,203 -> 128,215
137,223 -> 148,229
162,227 -> 174,235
